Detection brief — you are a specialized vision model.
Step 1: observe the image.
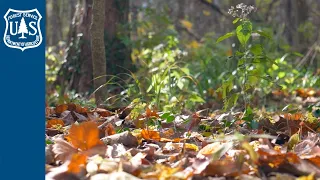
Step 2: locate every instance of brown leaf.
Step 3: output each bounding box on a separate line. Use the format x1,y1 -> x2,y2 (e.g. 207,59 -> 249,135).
257,149 -> 300,168
67,153 -> 87,174
73,112 -> 88,122
94,108 -> 112,117
61,111 -> 75,125
101,131 -> 138,147
55,104 -> 68,114
67,103 -> 77,112
141,129 -> 161,141
105,123 -> 116,136
66,121 -> 103,151
201,159 -> 251,177
46,107 -> 55,117
47,119 -> 64,128
52,139 -> 78,163
75,104 -> 87,114
46,128 -> 63,136
145,107 -> 159,118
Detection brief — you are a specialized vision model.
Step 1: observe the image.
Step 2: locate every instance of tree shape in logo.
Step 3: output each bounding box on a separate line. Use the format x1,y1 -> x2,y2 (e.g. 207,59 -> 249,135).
18,17 -> 28,39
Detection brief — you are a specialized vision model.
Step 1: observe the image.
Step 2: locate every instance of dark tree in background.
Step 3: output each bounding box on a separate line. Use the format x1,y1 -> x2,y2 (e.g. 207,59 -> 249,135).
54,0 -> 134,96
91,0 -> 107,105
48,0 -> 320,98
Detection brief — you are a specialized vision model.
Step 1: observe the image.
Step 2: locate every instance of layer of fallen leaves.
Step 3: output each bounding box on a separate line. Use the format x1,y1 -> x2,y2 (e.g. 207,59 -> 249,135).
46,95 -> 320,180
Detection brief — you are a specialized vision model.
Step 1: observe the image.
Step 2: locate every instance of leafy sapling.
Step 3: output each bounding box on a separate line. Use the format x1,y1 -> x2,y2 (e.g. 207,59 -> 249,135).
216,3 -> 272,127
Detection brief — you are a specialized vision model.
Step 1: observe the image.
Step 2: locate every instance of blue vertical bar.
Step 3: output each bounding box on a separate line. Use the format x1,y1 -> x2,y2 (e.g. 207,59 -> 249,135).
0,0 -> 45,179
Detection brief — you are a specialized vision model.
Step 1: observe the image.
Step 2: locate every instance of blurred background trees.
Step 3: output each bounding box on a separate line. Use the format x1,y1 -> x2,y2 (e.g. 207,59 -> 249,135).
46,0 -> 320,110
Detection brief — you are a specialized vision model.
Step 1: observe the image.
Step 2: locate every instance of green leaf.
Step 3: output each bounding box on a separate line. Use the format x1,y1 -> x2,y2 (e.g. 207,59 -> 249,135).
161,112 -> 170,119
189,93 -> 205,103
216,32 -> 235,43
236,21 -> 252,46
278,72 -> 286,78
272,64 -> 279,70
287,133 -> 300,151
292,52 -> 304,57
250,44 -> 263,56
254,30 -> 271,39
166,115 -> 175,123
46,139 -> 53,145
233,18 -> 240,24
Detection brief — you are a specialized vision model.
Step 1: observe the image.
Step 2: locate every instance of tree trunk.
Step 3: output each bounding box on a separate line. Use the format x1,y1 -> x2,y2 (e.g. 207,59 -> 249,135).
91,0 -> 107,106
54,0 -> 134,97
104,0 -> 134,82
51,0 -> 63,46
54,0 -> 93,94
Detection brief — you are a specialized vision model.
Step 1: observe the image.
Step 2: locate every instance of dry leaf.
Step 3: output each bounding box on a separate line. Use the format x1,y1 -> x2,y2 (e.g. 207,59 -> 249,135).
145,107 -> 159,118
141,129 -> 161,141
47,119 -> 64,128
55,104 -> 68,114
67,121 -> 103,151
180,20 -> 193,30
67,153 -> 87,173
94,108 -> 112,117
101,131 -> 138,147
105,123 -> 116,136
52,138 -> 78,163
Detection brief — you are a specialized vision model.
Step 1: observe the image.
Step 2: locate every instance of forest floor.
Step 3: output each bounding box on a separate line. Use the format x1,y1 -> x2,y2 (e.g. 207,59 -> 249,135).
45,88 -> 320,180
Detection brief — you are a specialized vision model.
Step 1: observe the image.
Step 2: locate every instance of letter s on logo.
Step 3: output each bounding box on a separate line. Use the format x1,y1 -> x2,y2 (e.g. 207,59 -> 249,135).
28,21 -> 37,35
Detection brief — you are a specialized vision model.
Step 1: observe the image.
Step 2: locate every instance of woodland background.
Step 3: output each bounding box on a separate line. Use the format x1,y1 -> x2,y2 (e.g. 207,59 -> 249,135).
45,1 -> 320,179
45,0 -> 320,111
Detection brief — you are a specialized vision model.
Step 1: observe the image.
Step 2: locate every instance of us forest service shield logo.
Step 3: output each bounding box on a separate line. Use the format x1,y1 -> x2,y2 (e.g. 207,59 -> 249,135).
3,9 -> 42,51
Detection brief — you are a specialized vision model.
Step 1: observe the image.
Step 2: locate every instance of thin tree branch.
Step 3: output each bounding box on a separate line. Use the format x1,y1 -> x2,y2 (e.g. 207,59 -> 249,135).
199,0 -> 227,17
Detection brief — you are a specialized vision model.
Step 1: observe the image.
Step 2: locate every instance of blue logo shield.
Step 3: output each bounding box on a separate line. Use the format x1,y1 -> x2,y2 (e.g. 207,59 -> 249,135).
3,9 -> 42,51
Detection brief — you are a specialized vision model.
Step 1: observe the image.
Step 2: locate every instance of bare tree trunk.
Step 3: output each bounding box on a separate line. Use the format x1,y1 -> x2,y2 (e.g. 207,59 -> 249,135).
55,0 -> 133,97
91,0 -> 107,106
104,0 -> 134,81
51,0 -> 63,45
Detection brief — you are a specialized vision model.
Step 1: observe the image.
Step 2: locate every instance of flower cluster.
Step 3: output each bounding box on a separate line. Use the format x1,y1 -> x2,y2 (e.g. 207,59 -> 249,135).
228,3 -> 256,19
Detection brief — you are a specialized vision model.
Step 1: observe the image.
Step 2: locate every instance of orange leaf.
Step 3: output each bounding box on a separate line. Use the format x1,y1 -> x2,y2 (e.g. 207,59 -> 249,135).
67,103 -> 77,111
105,123 -> 116,136
141,129 -> 161,141
46,119 -> 64,128
55,104 -> 68,114
95,108 -> 112,117
67,153 -> 87,173
146,107 -> 159,118
159,137 -> 183,143
283,113 -> 303,121
67,121 -> 103,151
75,104 -> 87,114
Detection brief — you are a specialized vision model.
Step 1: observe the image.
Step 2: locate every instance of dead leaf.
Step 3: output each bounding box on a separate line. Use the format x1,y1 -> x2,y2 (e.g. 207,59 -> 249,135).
94,108 -> 112,117
52,138 -> 78,163
67,153 -> 87,173
202,159 -> 250,177
91,172 -> 141,180
145,107 -> 159,118
180,20 -> 193,30
73,112 -> 88,122
55,104 -> 68,114
105,123 -> 116,136
141,129 -> 161,141
101,131 -> 138,147
66,121 -> 103,151
47,119 -> 64,128
197,142 -> 233,159
61,111 -> 75,124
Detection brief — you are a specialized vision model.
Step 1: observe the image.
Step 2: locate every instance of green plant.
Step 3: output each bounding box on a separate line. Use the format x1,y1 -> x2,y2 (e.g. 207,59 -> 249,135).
216,3 -> 272,112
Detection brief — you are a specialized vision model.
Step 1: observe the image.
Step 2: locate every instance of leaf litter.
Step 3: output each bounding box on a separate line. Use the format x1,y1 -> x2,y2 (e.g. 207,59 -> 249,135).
46,93 -> 320,179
